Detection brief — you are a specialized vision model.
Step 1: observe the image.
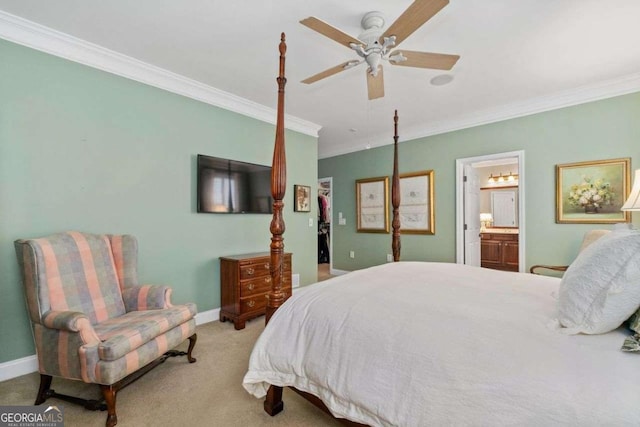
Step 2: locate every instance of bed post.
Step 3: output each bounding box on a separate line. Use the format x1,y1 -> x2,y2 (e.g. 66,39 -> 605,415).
266,32 -> 288,325
391,110 -> 401,262
264,33 -> 287,417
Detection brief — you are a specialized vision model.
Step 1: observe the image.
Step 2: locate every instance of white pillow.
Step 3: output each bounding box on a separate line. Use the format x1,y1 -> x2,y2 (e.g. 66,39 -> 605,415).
556,229 -> 640,334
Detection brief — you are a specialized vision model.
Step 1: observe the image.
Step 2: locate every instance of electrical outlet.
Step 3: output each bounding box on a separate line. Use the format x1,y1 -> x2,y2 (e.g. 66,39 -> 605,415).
386,254 -> 393,262
308,218 -> 313,227
349,250 -> 355,259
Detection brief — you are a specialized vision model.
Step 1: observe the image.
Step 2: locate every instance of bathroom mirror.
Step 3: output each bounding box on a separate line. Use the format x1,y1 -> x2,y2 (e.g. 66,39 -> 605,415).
481,188 -> 518,227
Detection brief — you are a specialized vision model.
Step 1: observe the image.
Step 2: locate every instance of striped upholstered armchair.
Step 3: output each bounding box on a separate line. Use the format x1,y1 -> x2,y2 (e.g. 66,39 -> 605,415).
14,231 -> 197,427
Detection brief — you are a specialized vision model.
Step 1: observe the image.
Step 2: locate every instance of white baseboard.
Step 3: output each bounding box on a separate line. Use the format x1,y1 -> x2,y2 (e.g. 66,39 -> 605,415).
0,354 -> 38,383
0,308 -> 221,383
331,268 -> 349,276
195,308 -> 219,326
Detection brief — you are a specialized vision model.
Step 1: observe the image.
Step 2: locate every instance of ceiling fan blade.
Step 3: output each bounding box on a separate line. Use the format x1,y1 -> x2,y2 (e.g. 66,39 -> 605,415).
390,50 -> 459,70
300,17 -> 362,49
302,61 -> 359,84
367,66 -> 385,100
382,0 -> 449,46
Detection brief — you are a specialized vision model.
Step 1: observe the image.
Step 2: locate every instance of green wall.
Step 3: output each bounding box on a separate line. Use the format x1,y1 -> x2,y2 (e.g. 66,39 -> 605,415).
0,39 -> 318,363
320,92 -> 640,271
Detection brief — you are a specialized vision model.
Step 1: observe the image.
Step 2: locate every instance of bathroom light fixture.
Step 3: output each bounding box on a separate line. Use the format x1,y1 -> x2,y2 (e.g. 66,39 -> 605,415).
488,172 -> 519,185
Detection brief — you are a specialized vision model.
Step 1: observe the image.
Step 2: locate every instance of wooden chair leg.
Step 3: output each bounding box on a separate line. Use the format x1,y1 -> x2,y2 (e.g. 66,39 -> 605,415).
35,374 -> 52,405
101,385 -> 117,427
264,385 -> 284,416
187,333 -> 197,363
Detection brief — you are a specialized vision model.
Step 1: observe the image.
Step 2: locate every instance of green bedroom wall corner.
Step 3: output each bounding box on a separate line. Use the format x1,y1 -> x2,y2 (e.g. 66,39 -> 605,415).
0,39 -> 318,364
319,91 -> 640,272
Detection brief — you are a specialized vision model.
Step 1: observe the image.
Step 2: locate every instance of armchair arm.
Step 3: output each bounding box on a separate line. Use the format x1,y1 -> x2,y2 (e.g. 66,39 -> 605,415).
122,284 -> 172,311
529,265 -> 569,275
41,310 -> 101,345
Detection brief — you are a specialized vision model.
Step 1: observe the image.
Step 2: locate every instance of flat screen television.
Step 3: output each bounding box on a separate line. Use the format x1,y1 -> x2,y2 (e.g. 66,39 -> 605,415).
197,154 -> 273,214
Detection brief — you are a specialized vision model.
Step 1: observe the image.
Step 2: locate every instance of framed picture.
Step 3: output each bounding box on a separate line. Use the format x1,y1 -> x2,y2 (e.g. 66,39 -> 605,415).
399,170 -> 435,234
293,185 -> 311,212
356,176 -> 389,233
556,158 -> 631,224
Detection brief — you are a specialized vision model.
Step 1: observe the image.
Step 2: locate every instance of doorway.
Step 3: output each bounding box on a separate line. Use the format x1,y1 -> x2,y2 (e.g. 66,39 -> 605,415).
455,151 -> 526,272
318,177 -> 332,280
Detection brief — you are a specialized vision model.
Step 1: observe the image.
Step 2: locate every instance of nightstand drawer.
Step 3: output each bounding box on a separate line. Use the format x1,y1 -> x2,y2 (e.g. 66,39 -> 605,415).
240,260 -> 271,279
240,277 -> 272,297
240,293 -> 268,314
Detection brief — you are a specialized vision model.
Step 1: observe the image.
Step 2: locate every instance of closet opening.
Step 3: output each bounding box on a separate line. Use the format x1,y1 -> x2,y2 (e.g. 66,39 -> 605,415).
318,177 -> 332,281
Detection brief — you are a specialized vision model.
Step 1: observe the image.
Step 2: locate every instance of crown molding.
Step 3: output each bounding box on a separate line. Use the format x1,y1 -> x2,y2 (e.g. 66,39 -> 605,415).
0,11 -> 321,138
318,71 -> 640,159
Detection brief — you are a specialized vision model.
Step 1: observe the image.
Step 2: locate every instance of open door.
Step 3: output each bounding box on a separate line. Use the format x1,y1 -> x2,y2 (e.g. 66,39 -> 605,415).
464,164 -> 481,266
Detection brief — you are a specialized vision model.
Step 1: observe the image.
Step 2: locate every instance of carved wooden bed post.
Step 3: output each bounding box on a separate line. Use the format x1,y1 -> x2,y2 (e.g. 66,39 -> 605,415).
266,32 -> 288,325
264,32 -> 287,417
391,110 -> 401,262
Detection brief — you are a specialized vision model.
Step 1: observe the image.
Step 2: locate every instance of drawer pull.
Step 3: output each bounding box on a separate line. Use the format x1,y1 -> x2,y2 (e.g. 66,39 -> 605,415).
246,268 -> 255,275
264,263 -> 270,269
264,277 -> 271,283
247,300 -> 255,308
247,283 -> 255,291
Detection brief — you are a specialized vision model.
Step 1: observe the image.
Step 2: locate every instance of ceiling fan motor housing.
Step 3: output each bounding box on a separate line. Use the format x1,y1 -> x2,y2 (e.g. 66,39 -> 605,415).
357,11 -> 389,76
358,11 -> 385,47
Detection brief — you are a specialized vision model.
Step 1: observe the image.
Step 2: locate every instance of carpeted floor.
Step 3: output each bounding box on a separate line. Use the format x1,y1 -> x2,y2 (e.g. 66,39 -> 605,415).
0,319 -> 341,426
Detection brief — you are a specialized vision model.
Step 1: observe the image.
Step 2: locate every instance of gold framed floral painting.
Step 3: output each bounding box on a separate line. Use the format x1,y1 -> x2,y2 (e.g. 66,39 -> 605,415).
556,158 -> 631,224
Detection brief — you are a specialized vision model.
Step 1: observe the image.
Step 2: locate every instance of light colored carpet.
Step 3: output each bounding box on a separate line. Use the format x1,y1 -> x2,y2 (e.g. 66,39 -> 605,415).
0,319 -> 341,426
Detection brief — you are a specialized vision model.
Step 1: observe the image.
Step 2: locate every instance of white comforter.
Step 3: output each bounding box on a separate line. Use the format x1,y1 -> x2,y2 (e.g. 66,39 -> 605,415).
243,262 -> 640,426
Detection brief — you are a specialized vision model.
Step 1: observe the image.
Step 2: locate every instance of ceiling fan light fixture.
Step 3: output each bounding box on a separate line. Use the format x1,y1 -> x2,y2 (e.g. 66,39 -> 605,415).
388,52 -> 407,64
344,60 -> 363,70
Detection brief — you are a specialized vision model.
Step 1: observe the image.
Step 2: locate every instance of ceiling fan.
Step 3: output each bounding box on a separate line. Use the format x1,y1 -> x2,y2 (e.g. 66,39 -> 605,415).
300,0 -> 460,100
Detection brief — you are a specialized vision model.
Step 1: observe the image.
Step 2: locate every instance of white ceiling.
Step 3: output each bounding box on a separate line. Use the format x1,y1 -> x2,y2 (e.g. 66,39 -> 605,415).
1,1 -> 640,159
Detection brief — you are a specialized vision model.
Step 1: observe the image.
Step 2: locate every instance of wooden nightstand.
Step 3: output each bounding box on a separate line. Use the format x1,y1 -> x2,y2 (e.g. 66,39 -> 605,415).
219,252 -> 292,330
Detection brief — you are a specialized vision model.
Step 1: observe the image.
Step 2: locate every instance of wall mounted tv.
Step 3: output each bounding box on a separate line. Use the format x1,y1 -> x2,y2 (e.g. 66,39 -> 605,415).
197,154 -> 273,214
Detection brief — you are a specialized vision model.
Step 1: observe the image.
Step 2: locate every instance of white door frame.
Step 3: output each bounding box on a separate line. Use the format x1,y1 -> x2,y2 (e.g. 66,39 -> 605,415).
455,150 -> 526,272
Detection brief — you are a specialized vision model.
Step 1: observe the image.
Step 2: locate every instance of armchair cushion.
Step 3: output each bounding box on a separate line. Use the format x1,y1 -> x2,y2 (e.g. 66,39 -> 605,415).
95,303 -> 196,361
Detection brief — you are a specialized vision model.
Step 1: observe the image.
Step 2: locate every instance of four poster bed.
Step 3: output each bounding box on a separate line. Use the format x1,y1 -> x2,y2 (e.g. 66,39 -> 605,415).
243,34 -> 640,426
